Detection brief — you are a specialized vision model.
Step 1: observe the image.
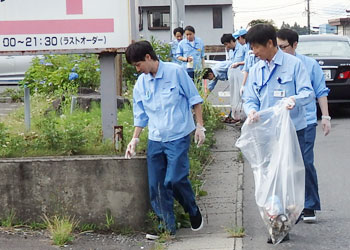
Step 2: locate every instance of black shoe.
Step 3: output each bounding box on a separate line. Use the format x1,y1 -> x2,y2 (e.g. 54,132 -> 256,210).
303,209 -> 316,223
295,210 -> 304,224
267,233 -> 290,244
190,208 -> 204,231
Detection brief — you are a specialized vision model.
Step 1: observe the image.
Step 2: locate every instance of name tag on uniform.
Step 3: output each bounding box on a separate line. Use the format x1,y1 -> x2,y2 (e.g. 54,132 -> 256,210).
273,89 -> 286,97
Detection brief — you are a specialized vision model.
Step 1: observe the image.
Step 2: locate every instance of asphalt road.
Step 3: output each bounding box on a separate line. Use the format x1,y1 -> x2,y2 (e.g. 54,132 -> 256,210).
242,104 -> 350,250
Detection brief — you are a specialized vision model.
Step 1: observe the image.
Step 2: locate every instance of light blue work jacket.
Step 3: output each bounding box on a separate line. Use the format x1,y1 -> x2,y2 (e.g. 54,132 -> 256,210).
296,53 -> 330,125
133,61 -> 203,142
242,49 -> 314,131
176,37 -> 205,72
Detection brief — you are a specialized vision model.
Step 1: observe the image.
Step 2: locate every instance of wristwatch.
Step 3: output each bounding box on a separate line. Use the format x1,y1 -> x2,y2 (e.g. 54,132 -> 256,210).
321,115 -> 331,121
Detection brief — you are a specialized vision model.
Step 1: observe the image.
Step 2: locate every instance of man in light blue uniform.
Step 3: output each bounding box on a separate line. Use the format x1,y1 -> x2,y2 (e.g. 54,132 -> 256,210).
233,28 -> 249,67
125,41 -> 205,237
240,50 -> 260,96
242,24 -> 314,243
277,29 -> 331,223
203,65 -> 229,92
176,25 -> 205,79
205,33 -> 245,91
170,27 -> 184,65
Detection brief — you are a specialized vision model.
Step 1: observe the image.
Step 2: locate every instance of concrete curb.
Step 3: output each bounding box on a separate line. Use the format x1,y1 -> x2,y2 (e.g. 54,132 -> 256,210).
233,159 -> 244,250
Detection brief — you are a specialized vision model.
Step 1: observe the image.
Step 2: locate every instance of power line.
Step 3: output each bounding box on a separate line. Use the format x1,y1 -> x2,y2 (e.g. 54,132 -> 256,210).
234,1 -> 304,13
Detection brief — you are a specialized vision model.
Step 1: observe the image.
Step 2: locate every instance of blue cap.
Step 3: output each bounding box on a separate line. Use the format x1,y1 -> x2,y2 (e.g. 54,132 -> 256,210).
233,31 -> 240,39
239,28 -> 247,36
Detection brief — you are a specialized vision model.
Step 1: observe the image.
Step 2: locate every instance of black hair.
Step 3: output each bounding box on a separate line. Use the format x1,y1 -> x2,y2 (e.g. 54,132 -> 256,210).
184,25 -> 195,33
221,34 -> 236,44
173,27 -> 184,36
276,28 -> 299,46
125,40 -> 158,64
203,68 -> 213,79
246,24 -> 277,47
240,34 -> 246,40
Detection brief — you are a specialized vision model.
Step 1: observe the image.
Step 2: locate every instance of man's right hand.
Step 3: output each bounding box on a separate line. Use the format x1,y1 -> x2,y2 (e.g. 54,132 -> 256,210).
248,110 -> 259,124
125,138 -> 140,159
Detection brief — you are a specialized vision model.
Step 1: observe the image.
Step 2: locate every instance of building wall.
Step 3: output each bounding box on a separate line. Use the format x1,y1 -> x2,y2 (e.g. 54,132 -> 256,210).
319,24 -> 336,34
345,25 -> 350,37
138,5 -> 233,45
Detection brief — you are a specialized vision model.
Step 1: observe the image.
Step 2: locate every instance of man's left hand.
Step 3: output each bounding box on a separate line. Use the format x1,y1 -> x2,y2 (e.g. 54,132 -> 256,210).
195,124 -> 206,147
321,118 -> 331,136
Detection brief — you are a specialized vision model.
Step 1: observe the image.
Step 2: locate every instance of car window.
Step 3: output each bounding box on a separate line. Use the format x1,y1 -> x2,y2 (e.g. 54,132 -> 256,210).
297,40 -> 350,57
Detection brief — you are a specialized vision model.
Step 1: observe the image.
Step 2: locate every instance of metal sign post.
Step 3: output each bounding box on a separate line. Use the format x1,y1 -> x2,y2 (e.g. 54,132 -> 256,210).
24,86 -> 30,131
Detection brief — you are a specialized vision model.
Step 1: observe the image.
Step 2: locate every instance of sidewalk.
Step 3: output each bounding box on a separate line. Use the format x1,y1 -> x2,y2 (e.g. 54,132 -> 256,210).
168,124 -> 244,250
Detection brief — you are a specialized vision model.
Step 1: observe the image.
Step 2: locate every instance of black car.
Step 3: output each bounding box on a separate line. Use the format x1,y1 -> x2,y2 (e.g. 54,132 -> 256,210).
297,35 -> 350,103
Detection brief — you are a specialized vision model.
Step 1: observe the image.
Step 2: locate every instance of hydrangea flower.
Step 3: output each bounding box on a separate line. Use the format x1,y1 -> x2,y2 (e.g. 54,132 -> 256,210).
69,72 -> 79,81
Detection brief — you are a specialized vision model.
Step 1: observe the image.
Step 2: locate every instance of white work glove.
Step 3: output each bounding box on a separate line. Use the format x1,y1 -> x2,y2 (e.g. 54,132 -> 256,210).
283,96 -> 296,110
321,116 -> 331,136
125,138 -> 140,159
194,124 -> 206,147
247,110 -> 259,124
239,85 -> 244,97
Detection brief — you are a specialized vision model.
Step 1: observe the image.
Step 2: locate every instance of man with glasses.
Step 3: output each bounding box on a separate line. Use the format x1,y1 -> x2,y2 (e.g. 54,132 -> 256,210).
277,28 -> 331,223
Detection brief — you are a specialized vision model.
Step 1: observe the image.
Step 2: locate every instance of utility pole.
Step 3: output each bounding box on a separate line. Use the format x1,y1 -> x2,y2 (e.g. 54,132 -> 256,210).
170,0 -> 185,41
306,0 -> 311,34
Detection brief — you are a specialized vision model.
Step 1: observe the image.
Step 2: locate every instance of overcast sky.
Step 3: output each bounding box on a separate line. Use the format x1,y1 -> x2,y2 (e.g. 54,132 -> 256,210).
233,0 -> 350,30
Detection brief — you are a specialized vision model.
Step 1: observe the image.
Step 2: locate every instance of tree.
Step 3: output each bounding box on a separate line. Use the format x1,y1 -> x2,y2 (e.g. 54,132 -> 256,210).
280,22 -> 308,35
247,19 -> 278,30
280,21 -> 291,29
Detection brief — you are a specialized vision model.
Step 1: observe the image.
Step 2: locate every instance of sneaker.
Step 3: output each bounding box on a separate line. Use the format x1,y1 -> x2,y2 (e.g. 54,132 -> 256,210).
146,232 -> 175,240
190,208 -> 204,231
145,233 -> 160,240
267,233 -> 290,244
303,209 -> 316,223
295,210 -> 304,224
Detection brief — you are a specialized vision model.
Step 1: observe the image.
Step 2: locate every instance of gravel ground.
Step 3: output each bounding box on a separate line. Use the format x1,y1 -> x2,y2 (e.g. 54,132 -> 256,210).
0,228 -> 157,250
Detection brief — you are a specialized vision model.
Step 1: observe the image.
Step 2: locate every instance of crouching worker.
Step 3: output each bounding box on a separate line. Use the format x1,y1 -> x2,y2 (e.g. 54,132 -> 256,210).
203,64 -> 229,92
124,41 -> 205,239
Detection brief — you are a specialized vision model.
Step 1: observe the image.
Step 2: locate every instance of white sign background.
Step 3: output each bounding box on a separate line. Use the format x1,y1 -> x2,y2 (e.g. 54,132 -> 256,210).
0,0 -> 134,54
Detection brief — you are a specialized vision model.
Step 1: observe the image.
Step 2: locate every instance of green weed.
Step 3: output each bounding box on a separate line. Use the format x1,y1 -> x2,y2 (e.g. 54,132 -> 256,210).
152,242 -> 166,250
105,210 -> 115,230
225,225 -> 245,238
237,151 -> 244,163
42,214 -> 79,246
79,223 -> 97,232
0,209 -> 16,228
29,221 -> 47,230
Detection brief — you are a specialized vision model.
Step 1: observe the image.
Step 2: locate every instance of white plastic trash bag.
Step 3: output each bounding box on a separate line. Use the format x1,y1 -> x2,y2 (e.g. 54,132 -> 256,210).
235,100 -> 305,244
228,68 -> 245,120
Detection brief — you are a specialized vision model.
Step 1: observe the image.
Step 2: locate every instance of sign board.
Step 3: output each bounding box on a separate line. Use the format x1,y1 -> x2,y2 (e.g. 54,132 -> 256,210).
0,0 -> 135,55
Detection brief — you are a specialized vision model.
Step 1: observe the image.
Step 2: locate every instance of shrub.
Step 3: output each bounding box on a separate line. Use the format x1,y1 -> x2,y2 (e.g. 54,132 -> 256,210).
20,54 -> 100,97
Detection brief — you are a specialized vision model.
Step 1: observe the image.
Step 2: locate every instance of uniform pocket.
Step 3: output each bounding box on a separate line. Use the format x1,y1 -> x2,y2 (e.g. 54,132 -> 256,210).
278,74 -> 293,84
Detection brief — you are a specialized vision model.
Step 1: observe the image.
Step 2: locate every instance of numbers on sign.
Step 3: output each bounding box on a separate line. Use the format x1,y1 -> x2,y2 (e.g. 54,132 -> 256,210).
45,37 -> 58,46
26,37 -> 38,47
3,37 -> 16,47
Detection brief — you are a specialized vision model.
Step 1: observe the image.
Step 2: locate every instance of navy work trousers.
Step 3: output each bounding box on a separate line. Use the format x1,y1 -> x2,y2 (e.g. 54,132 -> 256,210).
147,135 -> 198,234
303,123 -> 321,210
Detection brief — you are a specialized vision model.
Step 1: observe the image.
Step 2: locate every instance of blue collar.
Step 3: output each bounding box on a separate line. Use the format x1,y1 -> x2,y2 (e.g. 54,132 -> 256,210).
144,60 -> 164,81
258,48 -> 284,69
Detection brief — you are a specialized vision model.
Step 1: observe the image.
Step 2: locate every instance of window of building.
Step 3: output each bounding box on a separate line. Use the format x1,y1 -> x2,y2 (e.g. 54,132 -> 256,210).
213,7 -> 222,29
147,9 -> 170,30
138,7 -> 143,31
